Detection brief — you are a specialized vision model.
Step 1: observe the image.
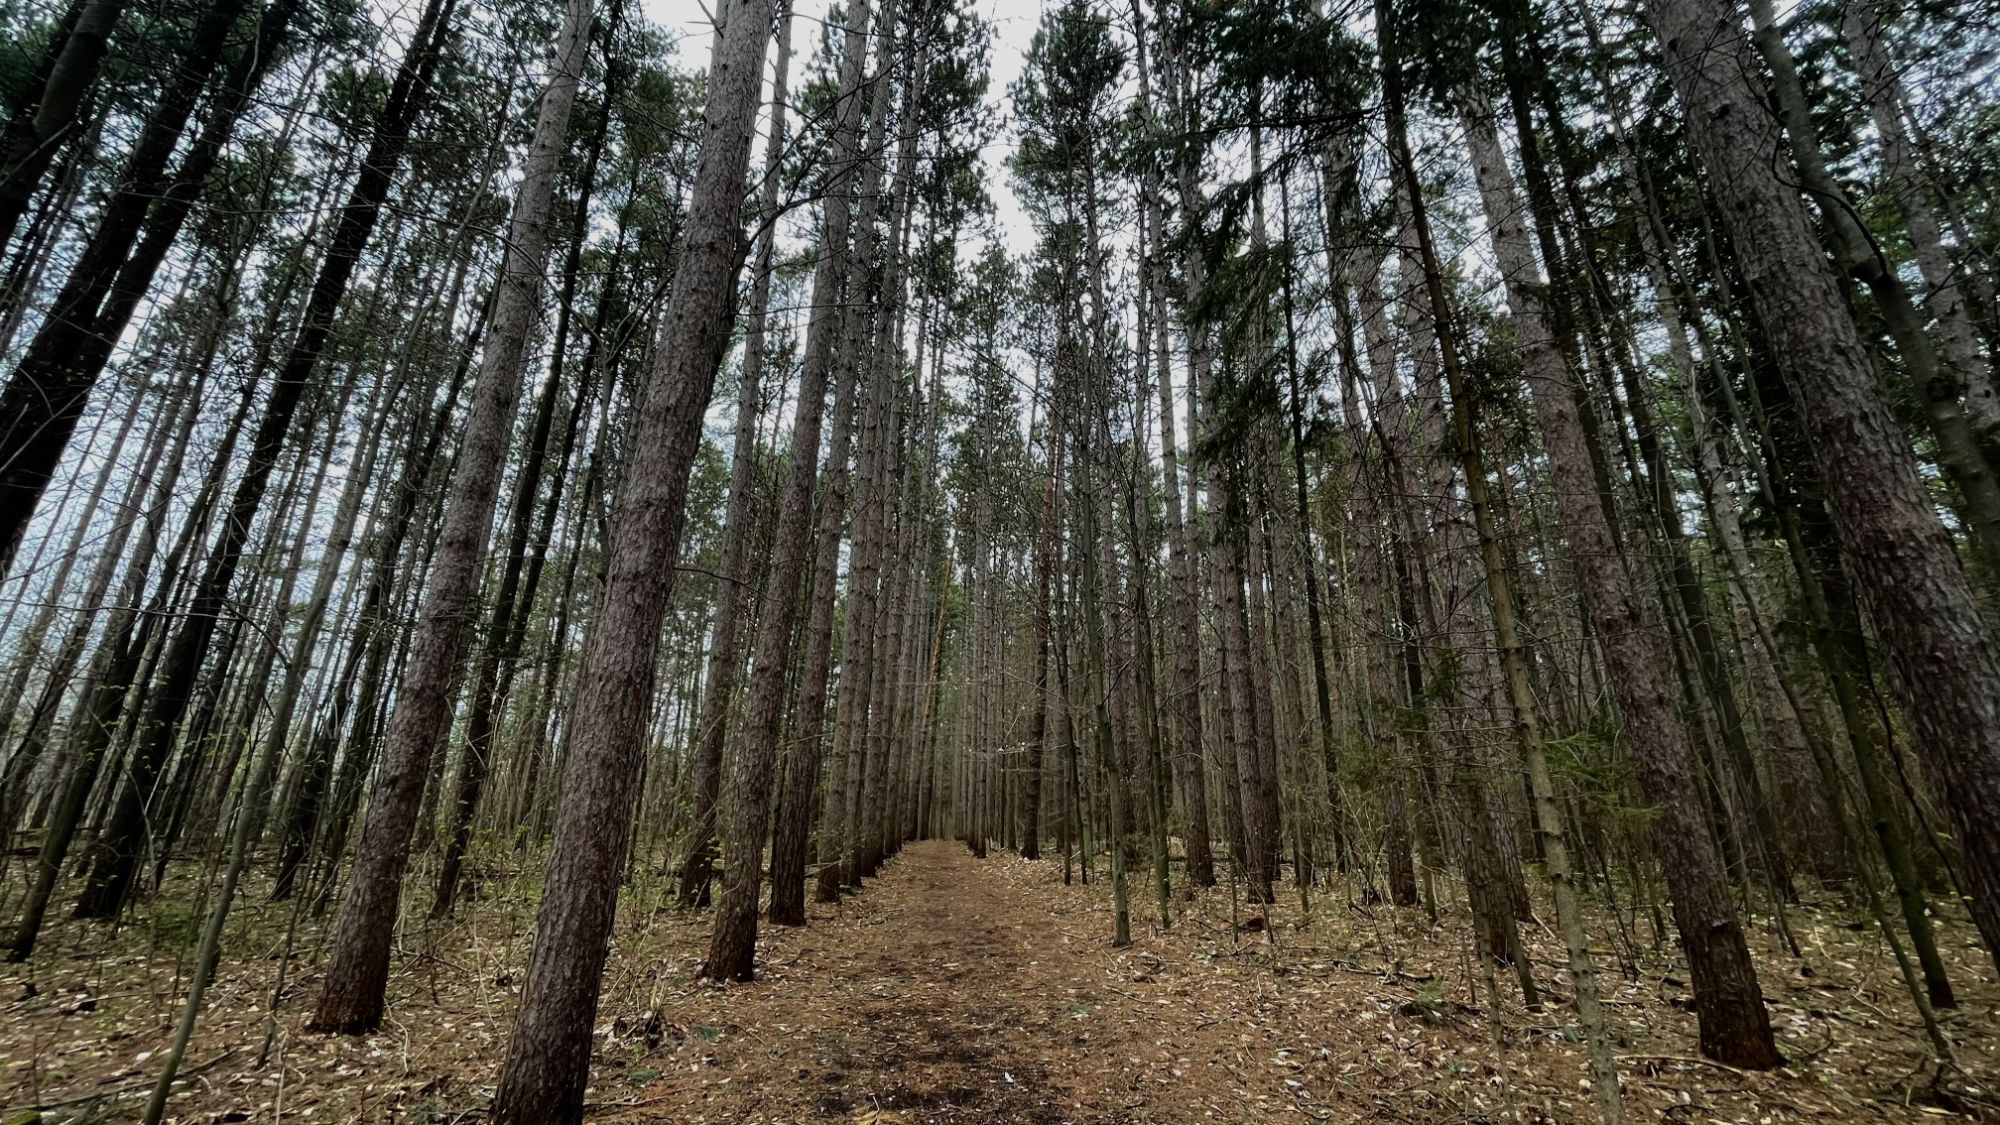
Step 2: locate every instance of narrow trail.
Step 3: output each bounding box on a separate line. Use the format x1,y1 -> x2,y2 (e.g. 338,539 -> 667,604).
770,842 -> 1087,1122
630,839 -> 1229,1124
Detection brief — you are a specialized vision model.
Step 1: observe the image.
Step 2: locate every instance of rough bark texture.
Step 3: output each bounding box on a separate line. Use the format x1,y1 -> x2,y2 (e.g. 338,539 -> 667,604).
825,0 -> 901,895
1457,81 -> 1780,1069
486,0 -> 774,1114
702,0 -> 866,977
673,0 -> 791,911
1645,0 -> 2000,979
1743,0 -> 2000,580
771,324 -> 863,922
311,0 -> 592,1031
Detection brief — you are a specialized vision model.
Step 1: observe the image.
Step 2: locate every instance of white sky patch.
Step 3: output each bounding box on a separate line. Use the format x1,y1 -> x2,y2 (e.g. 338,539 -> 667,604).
640,0 -> 1042,254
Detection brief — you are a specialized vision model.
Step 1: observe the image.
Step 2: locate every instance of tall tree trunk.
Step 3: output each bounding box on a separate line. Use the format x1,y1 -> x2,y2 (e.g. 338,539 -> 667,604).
2,358 -> 236,961
487,0 -> 776,1114
436,3 -> 624,917
1840,0 -> 2000,454
311,0 -> 593,1029
828,1 -> 901,892
1024,359 -> 1058,864
1447,73 -> 1780,1067
1646,0 -> 2000,979
1743,0 -> 2000,581
703,0 -> 866,974
856,46 -> 924,880
773,298 -> 865,920
273,287 -> 485,903
673,0 -> 790,910
1135,10 -> 1213,887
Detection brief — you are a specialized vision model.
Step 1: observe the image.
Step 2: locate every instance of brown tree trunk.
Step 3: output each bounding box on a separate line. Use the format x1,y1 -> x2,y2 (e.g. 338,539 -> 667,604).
1646,0 -> 2000,979
486,0 -> 775,1114
311,0 -> 593,1029
673,0 -> 790,910
436,4 -> 622,916
1450,75 -> 1779,1067
702,0 -> 867,974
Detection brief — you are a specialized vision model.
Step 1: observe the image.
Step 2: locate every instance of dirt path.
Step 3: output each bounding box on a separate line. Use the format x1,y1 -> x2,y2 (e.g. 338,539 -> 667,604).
630,840 -> 1167,1124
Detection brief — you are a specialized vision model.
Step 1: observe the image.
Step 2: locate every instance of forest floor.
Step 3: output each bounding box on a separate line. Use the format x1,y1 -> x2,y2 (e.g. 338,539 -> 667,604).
3,838 -> 1998,1122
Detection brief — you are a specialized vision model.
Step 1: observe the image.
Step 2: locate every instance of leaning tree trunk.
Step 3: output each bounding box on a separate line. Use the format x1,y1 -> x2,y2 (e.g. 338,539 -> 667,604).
272,291 -> 481,902
1446,71 -> 1780,1068
1645,0 -> 2000,979
1840,0 -> 2000,455
487,0 -> 776,1116
312,0 -> 593,1032
68,0 -> 458,925
672,0 -> 791,911
0,0 -> 129,250
702,0 -> 867,978
1742,0 -> 2000,581
2,360 -> 233,961
434,0 -> 625,917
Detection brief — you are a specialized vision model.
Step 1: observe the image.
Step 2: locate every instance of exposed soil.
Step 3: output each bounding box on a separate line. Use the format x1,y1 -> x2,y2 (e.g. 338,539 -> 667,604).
4,838 -> 1997,1122
647,841 -> 1137,1124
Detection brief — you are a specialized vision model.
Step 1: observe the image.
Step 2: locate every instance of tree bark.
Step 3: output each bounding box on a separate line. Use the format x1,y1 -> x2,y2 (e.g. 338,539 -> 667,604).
702,0 -> 867,974
673,0 -> 790,910
487,0 -> 776,1114
311,0 -> 593,1030
1451,76 -> 1780,1067
0,0 -> 129,249
1646,0 -> 2000,980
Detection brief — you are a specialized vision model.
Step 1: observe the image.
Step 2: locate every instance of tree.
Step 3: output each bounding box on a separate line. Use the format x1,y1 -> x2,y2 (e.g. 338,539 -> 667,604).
311,0 -> 597,1033
486,0 -> 778,1114
702,0 -> 872,981
1644,0 -> 2000,978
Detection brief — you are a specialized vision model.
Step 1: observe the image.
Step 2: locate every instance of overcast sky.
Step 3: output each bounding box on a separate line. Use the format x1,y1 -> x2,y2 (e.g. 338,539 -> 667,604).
640,0 -> 1043,254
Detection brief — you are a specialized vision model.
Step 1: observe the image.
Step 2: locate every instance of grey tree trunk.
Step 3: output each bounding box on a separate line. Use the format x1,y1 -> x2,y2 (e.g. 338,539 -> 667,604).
311,0 -> 595,1033
1841,0 -> 2000,445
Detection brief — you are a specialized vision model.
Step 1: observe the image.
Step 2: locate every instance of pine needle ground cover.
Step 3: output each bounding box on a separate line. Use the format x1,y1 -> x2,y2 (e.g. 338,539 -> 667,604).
5,841 -> 1992,1121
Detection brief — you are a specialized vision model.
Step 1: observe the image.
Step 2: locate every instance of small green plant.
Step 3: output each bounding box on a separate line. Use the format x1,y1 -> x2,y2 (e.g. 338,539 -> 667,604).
1399,981 -> 1453,1026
